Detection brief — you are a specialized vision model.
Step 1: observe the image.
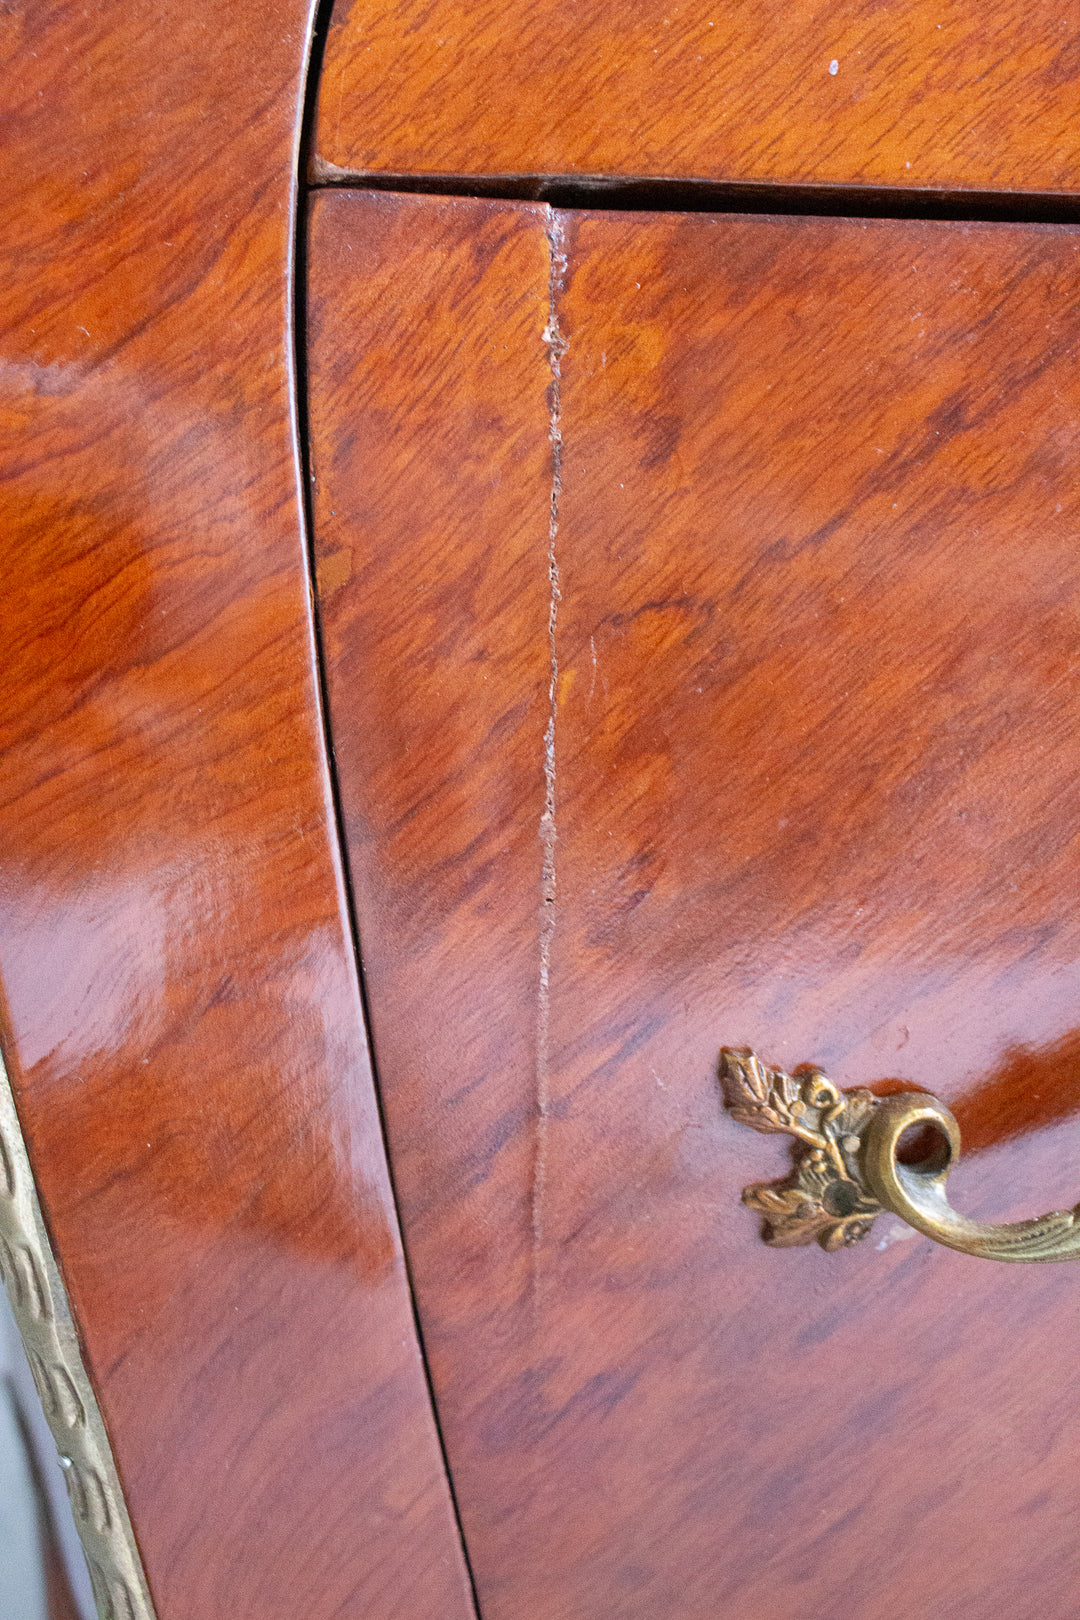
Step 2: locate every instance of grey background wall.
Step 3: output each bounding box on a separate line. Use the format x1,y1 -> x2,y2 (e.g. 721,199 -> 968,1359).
0,1291 -> 95,1620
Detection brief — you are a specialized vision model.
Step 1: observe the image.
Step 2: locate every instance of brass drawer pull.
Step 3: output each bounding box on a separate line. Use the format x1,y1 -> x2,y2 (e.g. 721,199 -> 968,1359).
720,1048 -> 1080,1262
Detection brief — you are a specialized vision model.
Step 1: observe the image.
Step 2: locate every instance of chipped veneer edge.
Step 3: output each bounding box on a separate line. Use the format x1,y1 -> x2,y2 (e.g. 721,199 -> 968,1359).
0,1053 -> 157,1620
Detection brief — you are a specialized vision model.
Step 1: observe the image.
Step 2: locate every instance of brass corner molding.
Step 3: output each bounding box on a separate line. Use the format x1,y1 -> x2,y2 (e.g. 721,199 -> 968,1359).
0,1056 -> 158,1620
719,1046 -> 1080,1263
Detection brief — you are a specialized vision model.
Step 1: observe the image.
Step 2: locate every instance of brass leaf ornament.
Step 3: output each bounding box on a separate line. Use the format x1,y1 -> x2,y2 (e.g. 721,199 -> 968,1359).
719,1048 -> 881,1250
720,1047 -> 1080,1262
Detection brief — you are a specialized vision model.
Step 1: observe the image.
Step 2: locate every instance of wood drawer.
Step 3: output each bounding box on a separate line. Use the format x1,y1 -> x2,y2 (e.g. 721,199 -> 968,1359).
5,1 -> 1080,1613
307,188 -> 1080,1620
314,0 -> 1080,196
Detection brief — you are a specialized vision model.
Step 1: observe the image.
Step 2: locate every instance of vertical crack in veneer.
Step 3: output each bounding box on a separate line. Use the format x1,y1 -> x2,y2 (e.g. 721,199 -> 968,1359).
533,207 -> 568,1284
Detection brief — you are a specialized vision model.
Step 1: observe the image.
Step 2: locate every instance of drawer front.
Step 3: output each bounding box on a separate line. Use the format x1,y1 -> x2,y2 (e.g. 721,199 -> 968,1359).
308,188 -> 1080,1619
315,1 -> 1080,195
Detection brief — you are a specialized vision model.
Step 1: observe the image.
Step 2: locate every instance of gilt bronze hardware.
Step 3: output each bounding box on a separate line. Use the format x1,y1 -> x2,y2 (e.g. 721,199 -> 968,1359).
719,1047 -> 1080,1262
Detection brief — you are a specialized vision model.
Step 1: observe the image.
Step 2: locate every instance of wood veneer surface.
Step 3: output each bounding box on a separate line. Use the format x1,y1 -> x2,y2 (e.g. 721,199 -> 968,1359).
308,188 -> 1080,1620
0,10 -> 474,1619
315,0 -> 1080,196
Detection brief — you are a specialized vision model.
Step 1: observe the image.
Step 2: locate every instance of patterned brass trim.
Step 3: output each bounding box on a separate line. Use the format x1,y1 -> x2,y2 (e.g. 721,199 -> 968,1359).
0,1054 -> 157,1620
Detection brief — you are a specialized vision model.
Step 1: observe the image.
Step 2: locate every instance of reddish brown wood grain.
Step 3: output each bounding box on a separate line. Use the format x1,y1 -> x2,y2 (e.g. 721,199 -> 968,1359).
309,188 -> 1080,1620
314,0 -> 1080,195
0,10 -> 473,1620
307,191 -> 554,1355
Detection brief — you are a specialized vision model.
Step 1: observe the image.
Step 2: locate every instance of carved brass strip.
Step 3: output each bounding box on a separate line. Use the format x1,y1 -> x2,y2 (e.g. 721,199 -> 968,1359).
720,1047 -> 1080,1262
0,1054 -> 158,1620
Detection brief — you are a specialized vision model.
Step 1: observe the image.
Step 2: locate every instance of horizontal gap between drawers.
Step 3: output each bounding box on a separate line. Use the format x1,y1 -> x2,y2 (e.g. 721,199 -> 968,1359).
309,161 -> 1080,225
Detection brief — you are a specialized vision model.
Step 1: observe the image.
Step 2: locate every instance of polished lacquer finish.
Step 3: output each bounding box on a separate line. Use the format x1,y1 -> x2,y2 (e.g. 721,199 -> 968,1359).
308,189 -> 1080,1620
315,0 -> 1080,194
0,8 -> 473,1618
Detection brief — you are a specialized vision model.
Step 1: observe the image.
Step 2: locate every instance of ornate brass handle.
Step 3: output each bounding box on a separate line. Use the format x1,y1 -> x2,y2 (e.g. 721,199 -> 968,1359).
720,1048 -> 1080,1262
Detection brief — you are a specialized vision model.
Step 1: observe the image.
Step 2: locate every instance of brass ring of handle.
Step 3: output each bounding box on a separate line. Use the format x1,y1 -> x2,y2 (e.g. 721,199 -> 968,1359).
862,1094 -> 1080,1263
719,1048 -> 1080,1261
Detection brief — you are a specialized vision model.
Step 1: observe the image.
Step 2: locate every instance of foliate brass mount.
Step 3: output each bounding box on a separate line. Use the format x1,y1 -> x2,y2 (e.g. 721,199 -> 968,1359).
719,1049 -> 882,1251
719,1047 -> 1080,1263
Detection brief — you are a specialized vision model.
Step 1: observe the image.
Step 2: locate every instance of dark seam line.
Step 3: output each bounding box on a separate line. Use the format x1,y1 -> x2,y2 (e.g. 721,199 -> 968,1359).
309,164 -> 1080,225
292,12 -> 485,1620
